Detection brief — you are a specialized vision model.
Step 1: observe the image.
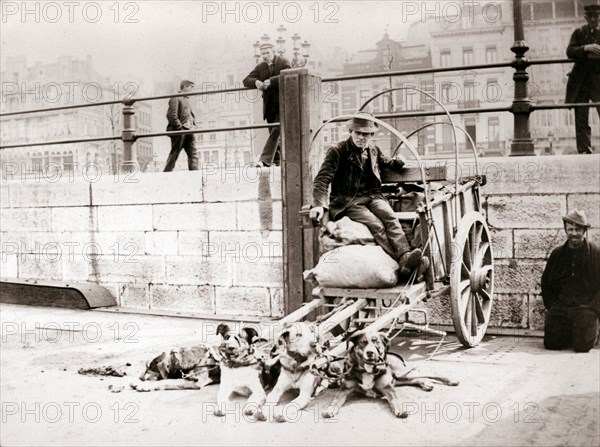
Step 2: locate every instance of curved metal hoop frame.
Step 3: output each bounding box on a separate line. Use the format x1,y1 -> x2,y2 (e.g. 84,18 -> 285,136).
393,121 -> 480,177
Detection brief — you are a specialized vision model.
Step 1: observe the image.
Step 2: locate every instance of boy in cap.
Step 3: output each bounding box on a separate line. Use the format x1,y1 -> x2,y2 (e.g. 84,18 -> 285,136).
309,113 -> 427,277
243,42 -> 292,167
541,209 -> 599,352
565,3 -> 600,154
164,80 -> 199,171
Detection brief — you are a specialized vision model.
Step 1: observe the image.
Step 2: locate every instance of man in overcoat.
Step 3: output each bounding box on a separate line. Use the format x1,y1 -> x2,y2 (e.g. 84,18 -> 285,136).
565,4 -> 600,154
243,43 -> 292,167
309,113 -> 427,276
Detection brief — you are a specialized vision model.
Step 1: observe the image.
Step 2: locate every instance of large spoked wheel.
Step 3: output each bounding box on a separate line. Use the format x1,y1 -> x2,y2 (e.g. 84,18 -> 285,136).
450,212 -> 494,348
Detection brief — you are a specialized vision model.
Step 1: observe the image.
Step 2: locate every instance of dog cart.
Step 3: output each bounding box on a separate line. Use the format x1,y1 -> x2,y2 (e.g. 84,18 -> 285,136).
285,88 -> 494,353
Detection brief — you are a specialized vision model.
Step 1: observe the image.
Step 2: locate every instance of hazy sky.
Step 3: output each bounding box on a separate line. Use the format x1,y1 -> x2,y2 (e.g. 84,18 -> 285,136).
1,0 -> 425,88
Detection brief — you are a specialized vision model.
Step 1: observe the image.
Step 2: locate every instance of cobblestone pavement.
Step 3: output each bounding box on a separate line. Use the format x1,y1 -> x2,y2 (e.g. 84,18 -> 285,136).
1,303 -> 598,447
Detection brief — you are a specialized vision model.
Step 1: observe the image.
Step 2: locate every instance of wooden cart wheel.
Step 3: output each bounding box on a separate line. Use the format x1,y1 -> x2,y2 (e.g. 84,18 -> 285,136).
450,211 -> 494,347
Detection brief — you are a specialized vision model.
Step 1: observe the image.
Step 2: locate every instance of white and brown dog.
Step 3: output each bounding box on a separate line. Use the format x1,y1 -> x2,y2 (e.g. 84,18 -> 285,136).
132,345 -> 219,392
213,323 -> 268,417
322,329 -> 458,419
257,322 -> 325,422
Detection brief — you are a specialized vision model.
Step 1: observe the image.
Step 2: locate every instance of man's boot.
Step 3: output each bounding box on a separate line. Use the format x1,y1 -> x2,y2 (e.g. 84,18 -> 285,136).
398,248 -> 422,276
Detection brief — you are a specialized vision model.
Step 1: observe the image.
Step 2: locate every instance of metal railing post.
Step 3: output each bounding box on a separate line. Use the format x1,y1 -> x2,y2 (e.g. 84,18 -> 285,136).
509,0 -> 535,156
121,99 -> 137,172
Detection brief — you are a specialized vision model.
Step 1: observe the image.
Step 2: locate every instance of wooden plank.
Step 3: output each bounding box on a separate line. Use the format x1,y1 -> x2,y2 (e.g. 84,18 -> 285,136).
319,283 -> 425,301
381,165 -> 447,183
278,298 -> 324,326
318,298 -> 368,338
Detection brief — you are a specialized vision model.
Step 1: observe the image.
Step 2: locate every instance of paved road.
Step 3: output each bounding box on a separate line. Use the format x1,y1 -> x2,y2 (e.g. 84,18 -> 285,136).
1,303 -> 598,446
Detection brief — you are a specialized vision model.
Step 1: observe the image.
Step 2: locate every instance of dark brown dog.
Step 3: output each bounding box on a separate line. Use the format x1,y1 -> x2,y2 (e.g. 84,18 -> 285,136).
257,322 -> 324,422
322,330 -> 458,418
213,324 -> 268,417
132,345 -> 220,392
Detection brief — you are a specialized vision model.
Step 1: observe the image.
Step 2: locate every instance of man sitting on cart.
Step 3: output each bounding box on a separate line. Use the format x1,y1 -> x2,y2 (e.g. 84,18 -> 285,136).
309,112 -> 428,277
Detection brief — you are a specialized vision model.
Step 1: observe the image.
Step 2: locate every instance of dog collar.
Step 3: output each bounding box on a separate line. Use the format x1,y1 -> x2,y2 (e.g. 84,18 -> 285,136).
222,355 -> 258,369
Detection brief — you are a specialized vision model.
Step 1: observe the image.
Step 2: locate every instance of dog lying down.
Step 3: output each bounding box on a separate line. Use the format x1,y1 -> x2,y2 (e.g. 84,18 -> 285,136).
322,329 -> 459,419
131,344 -> 220,392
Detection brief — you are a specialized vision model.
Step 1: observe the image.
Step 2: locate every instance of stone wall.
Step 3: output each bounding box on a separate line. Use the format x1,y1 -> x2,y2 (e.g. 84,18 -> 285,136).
0,168 -> 285,318
1,155 -> 598,331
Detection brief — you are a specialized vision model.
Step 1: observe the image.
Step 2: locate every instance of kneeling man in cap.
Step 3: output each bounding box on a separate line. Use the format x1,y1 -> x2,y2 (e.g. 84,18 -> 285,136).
309,113 -> 427,276
542,209 -> 599,352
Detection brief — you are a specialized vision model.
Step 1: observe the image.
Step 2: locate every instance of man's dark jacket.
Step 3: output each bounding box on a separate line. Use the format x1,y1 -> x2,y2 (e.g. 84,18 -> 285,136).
166,95 -> 195,131
541,239 -> 600,314
312,137 -> 405,220
243,55 -> 292,121
565,24 -> 600,103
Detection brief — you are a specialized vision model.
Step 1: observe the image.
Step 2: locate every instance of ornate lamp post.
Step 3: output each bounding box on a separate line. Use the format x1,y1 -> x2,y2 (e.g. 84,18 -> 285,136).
253,25 -> 311,67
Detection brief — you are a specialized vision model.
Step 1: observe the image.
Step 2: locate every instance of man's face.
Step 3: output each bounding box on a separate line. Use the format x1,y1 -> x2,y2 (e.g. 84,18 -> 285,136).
565,222 -> 586,248
261,48 -> 274,64
585,13 -> 599,30
350,130 -> 374,149
181,84 -> 194,93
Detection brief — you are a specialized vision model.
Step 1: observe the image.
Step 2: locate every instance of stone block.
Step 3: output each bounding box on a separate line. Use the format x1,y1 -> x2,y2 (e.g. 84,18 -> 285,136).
215,286 -> 271,316
478,155 -> 600,195
7,181 -> 90,208
177,231 -> 210,256
232,258 -> 283,288
150,284 -> 215,314
489,228 -> 513,259
51,207 -> 97,232
91,170 -> 203,205
119,284 -> 150,309
0,184 -> 9,208
237,201 -> 282,231
1,208 -> 52,232
18,252 -> 62,281
209,230 -> 284,259
153,203 -> 237,231
0,232 -> 31,253
144,231 -> 178,256
62,254 -> 90,281
513,229 -> 565,259
567,194 -> 600,228
528,294 -> 546,331
1,254 -> 18,278
165,257 -> 232,286
495,259 -> 545,294
270,288 -> 284,318
487,195 -> 566,229
489,294 -> 527,328
421,292 -> 452,326
91,255 -> 165,283
97,205 -> 153,232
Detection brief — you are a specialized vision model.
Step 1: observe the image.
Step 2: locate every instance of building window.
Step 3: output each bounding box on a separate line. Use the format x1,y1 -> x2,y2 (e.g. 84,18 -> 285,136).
464,82 -> 475,102
486,46 -> 497,64
488,117 -> 500,149
440,50 -> 451,67
462,48 -> 473,66
441,83 -> 453,103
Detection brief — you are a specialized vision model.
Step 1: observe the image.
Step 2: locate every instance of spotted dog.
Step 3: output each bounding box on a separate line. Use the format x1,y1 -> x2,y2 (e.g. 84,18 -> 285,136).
322,330 -> 458,419
257,322 -> 326,422
213,323 -> 268,418
131,345 -> 219,392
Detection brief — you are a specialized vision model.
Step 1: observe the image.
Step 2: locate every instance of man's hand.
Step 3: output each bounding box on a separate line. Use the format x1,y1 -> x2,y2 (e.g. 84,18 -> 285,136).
309,206 -> 325,222
263,79 -> 271,89
585,43 -> 600,56
255,80 -> 264,90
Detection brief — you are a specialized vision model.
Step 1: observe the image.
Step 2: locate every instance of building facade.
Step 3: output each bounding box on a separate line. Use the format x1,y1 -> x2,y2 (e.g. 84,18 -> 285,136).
0,55 -> 154,176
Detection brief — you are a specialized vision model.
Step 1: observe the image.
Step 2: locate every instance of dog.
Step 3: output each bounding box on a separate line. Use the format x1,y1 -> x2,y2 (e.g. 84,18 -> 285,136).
131,344 -> 220,392
212,323 -> 269,417
257,322 -> 326,422
322,329 -> 458,419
